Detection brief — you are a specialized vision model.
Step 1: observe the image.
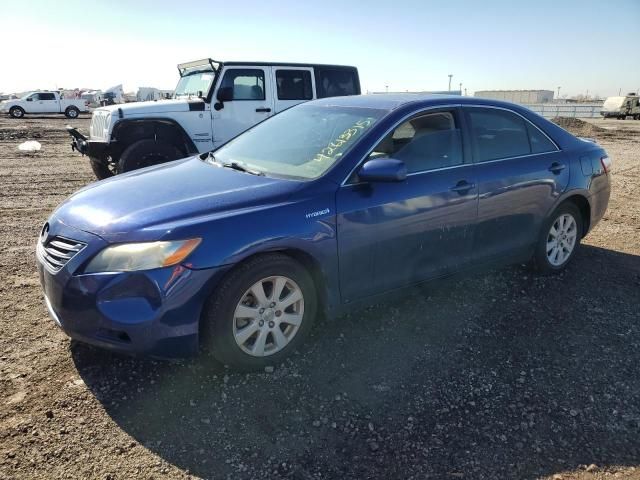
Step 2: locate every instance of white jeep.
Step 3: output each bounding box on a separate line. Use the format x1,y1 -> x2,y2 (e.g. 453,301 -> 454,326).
68,58 -> 361,179
1,91 -> 88,119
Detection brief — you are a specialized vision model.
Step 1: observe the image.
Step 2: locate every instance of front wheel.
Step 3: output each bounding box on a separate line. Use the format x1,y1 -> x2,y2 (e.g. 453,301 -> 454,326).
118,138 -> 184,173
532,202 -> 583,274
9,106 -> 25,119
65,106 -> 80,119
202,253 -> 317,370
89,157 -> 116,180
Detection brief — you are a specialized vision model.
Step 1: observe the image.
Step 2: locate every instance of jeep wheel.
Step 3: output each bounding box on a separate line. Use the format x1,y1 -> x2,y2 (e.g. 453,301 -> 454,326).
65,106 -> 80,119
9,107 -> 25,119
202,253 -> 317,370
118,139 -> 184,173
89,157 -> 116,180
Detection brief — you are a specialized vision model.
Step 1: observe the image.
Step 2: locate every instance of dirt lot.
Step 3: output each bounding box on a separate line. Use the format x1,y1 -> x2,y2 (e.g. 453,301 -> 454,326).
0,115 -> 639,480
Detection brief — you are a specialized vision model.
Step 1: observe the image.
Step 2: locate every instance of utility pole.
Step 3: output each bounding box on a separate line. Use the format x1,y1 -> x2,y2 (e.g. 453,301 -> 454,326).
448,74 -> 453,92
557,86 -> 561,99
459,82 -> 462,95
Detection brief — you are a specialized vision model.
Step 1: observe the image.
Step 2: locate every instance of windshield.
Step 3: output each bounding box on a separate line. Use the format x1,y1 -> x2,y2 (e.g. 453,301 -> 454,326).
174,71 -> 215,98
211,105 -> 386,180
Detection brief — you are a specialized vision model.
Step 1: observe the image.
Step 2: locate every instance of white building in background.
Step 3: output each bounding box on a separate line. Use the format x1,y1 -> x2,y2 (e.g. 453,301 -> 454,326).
136,87 -> 173,102
474,90 -> 554,104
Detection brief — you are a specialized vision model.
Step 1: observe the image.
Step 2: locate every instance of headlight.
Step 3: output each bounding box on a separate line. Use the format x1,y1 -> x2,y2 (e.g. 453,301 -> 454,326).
85,239 -> 201,273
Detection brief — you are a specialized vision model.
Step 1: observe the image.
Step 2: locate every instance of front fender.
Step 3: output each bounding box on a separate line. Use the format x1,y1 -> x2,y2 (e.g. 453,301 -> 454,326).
111,117 -> 199,155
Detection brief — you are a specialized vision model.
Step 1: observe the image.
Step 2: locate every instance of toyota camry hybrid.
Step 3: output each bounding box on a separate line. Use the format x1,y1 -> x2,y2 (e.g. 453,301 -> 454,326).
36,94 -> 611,369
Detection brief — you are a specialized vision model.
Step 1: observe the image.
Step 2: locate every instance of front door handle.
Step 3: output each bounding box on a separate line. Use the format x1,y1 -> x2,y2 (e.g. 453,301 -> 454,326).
255,108 -> 271,113
450,180 -> 475,194
548,162 -> 566,174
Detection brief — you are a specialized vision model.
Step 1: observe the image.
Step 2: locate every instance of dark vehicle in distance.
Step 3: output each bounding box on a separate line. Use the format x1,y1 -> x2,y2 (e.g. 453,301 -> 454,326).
38,95 -> 611,369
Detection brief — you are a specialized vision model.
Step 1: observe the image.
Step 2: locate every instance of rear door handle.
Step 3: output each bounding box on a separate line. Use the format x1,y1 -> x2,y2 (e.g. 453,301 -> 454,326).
255,108 -> 271,113
548,162 -> 566,174
450,180 -> 475,194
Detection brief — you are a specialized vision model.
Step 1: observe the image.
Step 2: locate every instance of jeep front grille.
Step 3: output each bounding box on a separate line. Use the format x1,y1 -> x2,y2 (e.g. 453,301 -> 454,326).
38,236 -> 86,273
89,112 -> 108,140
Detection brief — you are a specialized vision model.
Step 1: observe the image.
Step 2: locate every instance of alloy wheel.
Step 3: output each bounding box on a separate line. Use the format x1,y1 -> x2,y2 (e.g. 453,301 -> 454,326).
233,275 -> 304,357
546,213 -> 578,266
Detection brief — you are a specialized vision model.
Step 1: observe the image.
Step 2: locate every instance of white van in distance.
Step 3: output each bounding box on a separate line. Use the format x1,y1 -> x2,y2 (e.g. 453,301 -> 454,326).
68,58 -> 361,179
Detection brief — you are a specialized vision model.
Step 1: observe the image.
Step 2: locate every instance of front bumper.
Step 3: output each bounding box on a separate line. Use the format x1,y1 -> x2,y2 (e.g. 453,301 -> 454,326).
66,126 -> 111,159
37,219 -> 223,358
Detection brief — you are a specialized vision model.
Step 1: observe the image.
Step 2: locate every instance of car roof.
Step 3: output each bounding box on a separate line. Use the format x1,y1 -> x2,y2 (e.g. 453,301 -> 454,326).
222,61 -> 357,70
309,94 -> 525,111
309,94 -> 584,151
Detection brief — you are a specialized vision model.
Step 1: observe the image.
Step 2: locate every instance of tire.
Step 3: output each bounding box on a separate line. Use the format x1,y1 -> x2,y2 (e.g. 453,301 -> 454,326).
9,106 -> 25,119
65,106 -> 80,119
89,156 -> 115,180
118,138 -> 184,173
532,202 -> 583,274
202,253 -> 318,370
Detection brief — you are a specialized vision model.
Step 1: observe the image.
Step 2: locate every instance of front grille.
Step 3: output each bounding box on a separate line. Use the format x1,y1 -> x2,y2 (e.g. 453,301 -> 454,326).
89,112 -> 108,140
38,236 -> 86,273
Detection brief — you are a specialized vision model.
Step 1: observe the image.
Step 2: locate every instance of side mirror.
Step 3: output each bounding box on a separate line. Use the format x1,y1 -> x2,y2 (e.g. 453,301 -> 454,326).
27,97 -> 33,102
216,87 -> 233,102
357,158 -> 407,183
214,87 -> 233,111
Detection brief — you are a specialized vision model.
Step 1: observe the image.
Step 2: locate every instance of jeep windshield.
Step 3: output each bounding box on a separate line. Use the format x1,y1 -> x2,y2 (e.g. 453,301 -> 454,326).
209,104 -> 386,180
174,71 -> 216,98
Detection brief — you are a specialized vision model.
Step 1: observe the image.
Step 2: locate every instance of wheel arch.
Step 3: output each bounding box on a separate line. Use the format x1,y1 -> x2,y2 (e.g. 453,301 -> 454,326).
111,118 -> 199,157
206,247 -> 333,322
553,191 -> 592,237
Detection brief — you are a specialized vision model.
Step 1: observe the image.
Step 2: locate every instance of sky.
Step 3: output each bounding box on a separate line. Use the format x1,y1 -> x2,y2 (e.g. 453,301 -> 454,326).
1,0 -> 639,98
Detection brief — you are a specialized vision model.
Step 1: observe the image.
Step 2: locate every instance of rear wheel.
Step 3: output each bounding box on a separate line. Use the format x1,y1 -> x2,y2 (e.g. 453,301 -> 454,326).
532,202 -> 583,274
65,106 -> 80,119
202,253 -> 317,370
9,106 -> 25,119
89,156 -> 116,180
118,138 -> 184,173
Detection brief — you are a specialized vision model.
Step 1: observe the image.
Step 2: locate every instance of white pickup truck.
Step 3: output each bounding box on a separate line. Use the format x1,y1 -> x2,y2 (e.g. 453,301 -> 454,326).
67,58 -> 360,179
1,91 -> 88,119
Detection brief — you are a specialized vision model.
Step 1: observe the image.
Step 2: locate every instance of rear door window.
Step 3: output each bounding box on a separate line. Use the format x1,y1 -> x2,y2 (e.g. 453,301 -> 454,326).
276,70 -> 313,100
467,108 -> 531,162
315,68 -> 359,98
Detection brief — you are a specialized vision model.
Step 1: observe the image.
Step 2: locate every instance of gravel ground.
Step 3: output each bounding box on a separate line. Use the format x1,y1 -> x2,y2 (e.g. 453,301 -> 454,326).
0,115 -> 639,480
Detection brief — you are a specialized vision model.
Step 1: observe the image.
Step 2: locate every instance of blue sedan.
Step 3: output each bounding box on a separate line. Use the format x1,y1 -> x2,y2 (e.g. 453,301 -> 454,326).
37,95 -> 611,369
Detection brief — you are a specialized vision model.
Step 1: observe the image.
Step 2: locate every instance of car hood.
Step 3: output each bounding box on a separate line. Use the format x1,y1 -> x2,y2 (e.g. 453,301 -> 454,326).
52,156 -> 302,240
98,98 -> 202,116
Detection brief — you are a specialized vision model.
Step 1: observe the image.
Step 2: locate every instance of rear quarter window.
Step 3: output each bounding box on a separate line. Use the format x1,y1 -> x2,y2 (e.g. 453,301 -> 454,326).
526,123 -> 557,153
315,68 -> 359,98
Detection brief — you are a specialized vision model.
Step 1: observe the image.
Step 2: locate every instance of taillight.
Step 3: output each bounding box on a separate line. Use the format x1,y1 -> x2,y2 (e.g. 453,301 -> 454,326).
600,156 -> 612,174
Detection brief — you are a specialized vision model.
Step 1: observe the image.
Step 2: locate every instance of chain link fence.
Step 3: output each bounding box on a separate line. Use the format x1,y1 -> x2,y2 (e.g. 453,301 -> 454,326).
525,103 -> 603,118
